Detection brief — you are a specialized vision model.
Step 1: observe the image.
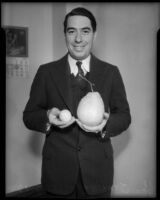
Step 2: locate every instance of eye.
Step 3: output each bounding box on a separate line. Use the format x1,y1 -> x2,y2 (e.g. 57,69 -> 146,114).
68,30 -> 74,34
67,29 -> 76,35
82,29 -> 90,35
83,30 -> 90,34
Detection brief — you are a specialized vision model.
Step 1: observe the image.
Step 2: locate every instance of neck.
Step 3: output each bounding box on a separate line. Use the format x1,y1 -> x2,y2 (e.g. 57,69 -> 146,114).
68,53 -> 91,62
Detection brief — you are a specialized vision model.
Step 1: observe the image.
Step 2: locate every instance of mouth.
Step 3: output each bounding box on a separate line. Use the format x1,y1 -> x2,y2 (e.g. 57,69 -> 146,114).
73,45 -> 85,51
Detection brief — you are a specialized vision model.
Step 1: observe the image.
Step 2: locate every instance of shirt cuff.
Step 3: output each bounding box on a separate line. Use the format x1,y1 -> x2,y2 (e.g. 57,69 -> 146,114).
46,122 -> 51,132
45,110 -> 52,134
100,129 -> 107,138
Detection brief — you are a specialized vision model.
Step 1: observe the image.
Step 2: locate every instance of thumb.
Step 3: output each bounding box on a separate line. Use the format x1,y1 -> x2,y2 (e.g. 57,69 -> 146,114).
104,112 -> 109,119
50,107 -> 60,116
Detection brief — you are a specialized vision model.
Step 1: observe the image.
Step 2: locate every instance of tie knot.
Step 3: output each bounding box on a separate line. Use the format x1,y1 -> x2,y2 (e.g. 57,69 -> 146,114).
76,61 -> 82,68
76,61 -> 84,76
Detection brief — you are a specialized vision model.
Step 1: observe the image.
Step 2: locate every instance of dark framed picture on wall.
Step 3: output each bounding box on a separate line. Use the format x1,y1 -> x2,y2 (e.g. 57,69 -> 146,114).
4,26 -> 28,57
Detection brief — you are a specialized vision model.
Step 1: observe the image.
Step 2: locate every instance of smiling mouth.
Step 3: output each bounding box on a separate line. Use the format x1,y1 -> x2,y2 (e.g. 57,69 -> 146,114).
74,46 -> 85,51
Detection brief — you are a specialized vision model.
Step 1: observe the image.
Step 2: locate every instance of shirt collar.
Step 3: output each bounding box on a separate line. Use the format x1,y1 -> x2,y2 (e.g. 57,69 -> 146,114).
68,54 -> 91,76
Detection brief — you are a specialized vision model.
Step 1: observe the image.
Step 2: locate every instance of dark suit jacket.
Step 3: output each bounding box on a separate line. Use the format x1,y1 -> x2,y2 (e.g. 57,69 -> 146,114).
23,53 -> 131,195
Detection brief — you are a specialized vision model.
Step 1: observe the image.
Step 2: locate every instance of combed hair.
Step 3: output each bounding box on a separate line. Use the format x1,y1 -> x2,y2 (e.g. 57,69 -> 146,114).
63,7 -> 97,33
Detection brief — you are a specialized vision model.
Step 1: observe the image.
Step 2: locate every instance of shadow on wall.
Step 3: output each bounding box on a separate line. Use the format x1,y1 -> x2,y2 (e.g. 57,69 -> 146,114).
28,131 -> 45,157
111,128 -> 131,159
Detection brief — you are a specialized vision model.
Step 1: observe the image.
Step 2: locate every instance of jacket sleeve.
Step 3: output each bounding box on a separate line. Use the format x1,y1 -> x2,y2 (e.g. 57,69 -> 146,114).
105,66 -> 131,137
23,65 -> 50,134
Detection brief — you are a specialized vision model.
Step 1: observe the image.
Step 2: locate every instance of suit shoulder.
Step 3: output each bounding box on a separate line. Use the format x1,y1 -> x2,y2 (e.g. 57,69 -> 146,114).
39,59 -> 60,69
94,56 -> 118,71
38,55 -> 66,72
39,62 -> 55,71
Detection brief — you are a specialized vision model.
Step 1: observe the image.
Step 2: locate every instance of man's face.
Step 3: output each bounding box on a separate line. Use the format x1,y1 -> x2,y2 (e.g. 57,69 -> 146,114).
65,15 -> 96,60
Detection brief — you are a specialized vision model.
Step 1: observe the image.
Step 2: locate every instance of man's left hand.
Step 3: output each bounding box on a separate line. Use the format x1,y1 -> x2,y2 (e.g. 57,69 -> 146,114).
76,112 -> 109,134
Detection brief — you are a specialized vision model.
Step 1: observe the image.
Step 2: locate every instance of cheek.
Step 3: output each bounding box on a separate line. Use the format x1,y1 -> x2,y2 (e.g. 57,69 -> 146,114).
66,39 -> 75,50
85,35 -> 93,44
85,39 -> 93,50
66,35 -> 74,42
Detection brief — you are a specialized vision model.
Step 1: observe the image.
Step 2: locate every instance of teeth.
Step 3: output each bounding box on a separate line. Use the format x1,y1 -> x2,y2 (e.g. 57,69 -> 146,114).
74,46 -> 83,51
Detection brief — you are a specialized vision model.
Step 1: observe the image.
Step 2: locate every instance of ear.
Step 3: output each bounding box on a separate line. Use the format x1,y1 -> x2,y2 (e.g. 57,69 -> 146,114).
93,31 -> 97,41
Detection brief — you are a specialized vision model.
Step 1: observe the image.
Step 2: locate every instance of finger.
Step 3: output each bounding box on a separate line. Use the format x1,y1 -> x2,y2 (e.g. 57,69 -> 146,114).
75,119 -> 83,127
51,108 -> 61,117
82,125 -> 100,133
75,119 -> 90,132
100,118 -> 108,127
48,109 -> 60,122
104,112 -> 109,119
76,119 -> 98,133
58,117 -> 76,128
82,120 -> 105,131
76,119 -> 106,133
82,119 -> 107,132
96,119 -> 108,131
49,114 -> 56,122
76,118 -> 99,132
51,117 -> 66,126
65,116 -> 76,125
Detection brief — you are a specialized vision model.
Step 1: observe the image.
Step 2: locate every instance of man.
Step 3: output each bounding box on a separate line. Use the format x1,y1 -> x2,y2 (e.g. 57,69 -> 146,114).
23,7 -> 131,198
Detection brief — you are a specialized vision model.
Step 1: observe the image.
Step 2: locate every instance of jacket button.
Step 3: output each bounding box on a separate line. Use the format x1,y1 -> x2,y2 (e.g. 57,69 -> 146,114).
77,146 -> 81,151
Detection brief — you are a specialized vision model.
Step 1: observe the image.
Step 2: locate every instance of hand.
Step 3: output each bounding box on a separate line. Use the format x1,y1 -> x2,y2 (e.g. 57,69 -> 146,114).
47,108 -> 76,129
76,112 -> 109,134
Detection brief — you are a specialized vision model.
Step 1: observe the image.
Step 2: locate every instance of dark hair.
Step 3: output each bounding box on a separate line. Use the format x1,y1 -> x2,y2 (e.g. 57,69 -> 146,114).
63,7 -> 97,33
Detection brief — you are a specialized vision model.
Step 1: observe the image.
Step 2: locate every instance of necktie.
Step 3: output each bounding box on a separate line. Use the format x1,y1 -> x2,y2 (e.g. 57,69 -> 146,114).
76,61 -> 84,77
75,61 -> 85,84
75,60 -> 93,90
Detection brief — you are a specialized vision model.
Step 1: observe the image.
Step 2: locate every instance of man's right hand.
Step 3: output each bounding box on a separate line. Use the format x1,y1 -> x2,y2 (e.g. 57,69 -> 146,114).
47,107 -> 75,128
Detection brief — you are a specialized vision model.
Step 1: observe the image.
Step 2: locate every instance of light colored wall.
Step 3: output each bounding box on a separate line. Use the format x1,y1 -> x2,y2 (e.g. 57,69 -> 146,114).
3,2 -> 56,193
90,3 -> 158,197
3,2 -> 159,197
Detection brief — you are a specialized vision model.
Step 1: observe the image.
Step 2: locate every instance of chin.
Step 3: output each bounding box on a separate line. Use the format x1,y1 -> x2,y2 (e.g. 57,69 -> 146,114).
71,53 -> 88,60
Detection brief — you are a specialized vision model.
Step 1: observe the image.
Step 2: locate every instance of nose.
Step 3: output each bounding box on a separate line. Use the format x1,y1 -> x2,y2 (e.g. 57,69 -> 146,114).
75,32 -> 82,43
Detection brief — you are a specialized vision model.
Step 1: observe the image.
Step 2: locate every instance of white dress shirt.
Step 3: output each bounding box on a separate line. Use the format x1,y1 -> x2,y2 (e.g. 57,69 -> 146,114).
68,54 -> 91,76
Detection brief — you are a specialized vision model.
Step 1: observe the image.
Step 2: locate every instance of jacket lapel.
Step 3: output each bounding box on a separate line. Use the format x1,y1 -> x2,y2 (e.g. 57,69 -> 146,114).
50,54 -> 73,113
89,54 -> 106,93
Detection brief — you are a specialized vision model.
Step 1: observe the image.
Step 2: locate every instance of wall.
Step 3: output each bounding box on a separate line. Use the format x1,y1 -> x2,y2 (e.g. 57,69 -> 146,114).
3,2 -> 159,197
2,2 -> 55,193
89,3 -> 158,197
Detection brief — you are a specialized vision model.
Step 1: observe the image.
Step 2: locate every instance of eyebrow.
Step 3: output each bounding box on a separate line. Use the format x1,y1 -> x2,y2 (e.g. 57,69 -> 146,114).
82,27 -> 92,31
66,27 -> 92,31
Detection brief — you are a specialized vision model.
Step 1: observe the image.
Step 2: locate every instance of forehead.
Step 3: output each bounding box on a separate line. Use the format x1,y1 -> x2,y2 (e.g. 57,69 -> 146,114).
67,15 -> 92,29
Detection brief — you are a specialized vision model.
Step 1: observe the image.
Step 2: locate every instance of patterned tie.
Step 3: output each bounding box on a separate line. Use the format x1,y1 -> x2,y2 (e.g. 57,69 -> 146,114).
75,61 -> 85,84
76,61 -> 84,77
